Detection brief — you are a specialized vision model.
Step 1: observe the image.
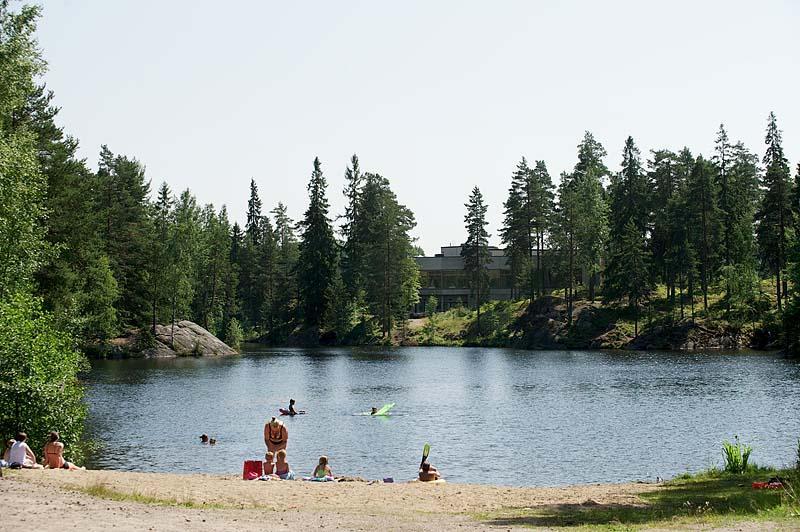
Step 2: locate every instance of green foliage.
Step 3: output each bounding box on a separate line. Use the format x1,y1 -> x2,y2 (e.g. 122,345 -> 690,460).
0,292 -> 87,460
297,157 -> 338,331
756,112 -> 795,311
225,317 -> 243,351
462,186 -> 491,312
422,296 -> 438,343
722,436 -> 753,474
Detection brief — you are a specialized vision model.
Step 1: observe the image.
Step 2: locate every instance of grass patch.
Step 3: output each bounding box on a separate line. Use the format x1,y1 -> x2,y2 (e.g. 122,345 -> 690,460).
75,482 -> 228,509
476,469 -> 800,529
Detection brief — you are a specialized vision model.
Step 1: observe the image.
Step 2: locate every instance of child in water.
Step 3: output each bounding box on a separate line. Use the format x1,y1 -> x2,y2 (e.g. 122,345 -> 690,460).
313,455 -> 333,479
274,449 -> 294,480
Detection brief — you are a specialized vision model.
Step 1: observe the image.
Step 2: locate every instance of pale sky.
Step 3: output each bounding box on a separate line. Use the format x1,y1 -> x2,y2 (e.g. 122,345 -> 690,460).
37,0 -> 799,255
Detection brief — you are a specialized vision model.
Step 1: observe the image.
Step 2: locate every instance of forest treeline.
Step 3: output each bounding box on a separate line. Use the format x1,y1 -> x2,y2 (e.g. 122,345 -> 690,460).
4,3 -> 800,360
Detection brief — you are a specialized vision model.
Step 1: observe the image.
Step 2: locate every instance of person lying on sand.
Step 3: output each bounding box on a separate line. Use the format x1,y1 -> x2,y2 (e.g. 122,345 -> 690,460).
418,461 -> 440,482
313,455 -> 333,479
8,432 -> 42,469
43,431 -> 84,470
274,449 -> 294,480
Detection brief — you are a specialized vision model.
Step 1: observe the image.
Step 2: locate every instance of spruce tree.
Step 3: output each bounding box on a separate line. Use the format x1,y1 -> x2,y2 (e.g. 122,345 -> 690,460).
606,220 -> 653,337
462,186 -> 491,332
755,112 -> 794,310
297,157 -> 337,331
605,136 -> 651,307
341,154 -> 365,298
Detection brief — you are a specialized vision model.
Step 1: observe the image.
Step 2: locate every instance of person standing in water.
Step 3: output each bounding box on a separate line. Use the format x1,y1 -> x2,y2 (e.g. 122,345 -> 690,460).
264,417 -> 288,454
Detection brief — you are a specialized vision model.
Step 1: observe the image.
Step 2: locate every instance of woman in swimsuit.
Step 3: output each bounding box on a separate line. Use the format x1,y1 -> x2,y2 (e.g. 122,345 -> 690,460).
43,431 -> 83,470
263,417 -> 288,455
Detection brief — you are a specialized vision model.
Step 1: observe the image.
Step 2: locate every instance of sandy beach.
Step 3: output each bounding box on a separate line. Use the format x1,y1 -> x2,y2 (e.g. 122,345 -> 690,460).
0,468 -> 664,531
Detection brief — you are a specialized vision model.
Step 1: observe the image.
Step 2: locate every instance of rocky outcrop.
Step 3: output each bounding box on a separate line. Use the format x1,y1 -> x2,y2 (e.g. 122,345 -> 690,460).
104,321 -> 237,358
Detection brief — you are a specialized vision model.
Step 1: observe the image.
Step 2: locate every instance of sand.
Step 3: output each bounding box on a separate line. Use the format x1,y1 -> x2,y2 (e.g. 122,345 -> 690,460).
0,469 -> 781,531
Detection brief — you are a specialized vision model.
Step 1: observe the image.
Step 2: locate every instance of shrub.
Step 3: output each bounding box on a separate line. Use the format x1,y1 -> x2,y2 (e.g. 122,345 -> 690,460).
722,436 -> 752,474
225,317 -> 243,351
0,292 -> 87,462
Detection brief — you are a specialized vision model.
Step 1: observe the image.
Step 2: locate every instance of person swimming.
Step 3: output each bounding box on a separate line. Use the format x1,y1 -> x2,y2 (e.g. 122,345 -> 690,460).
200,434 -> 209,444
370,407 -> 378,415
288,399 -> 297,416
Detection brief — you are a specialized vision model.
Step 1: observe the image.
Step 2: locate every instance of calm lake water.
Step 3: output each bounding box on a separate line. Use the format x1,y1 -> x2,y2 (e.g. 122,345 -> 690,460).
84,346 -> 800,486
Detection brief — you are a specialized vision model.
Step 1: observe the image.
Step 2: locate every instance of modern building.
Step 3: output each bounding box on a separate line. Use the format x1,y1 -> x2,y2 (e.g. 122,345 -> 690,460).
414,244 -> 592,314
412,245 -> 515,313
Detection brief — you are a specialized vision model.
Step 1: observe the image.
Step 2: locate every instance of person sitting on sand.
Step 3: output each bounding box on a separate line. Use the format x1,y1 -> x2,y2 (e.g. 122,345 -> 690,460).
200,434 -> 209,444
418,461 -> 440,482
313,455 -> 333,479
288,398 -> 297,416
8,432 -> 42,469
263,451 -> 276,477
43,431 -> 83,470
264,417 -> 288,455
274,449 -> 294,480
1,438 -> 14,467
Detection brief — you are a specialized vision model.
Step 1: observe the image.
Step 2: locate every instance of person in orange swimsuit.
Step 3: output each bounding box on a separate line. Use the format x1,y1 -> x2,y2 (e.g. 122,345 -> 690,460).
43,431 -> 83,470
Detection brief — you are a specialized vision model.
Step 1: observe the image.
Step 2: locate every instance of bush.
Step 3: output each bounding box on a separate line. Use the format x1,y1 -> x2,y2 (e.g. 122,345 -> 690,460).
225,317 -> 243,351
0,292 -> 87,462
722,436 -> 753,474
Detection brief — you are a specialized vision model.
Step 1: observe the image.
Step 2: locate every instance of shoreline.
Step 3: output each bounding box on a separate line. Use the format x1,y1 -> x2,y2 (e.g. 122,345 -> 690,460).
2,468 -> 658,530
2,468 -> 793,530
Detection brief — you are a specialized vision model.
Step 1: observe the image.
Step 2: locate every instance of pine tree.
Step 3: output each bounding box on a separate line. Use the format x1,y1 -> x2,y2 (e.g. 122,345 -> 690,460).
357,173 -> 419,336
297,157 -> 338,331
271,202 -> 299,341
571,132 -> 609,301
95,146 -> 153,327
755,112 -> 794,311
499,158 -> 554,301
606,220 -> 653,337
462,186 -> 491,332
685,156 -> 722,314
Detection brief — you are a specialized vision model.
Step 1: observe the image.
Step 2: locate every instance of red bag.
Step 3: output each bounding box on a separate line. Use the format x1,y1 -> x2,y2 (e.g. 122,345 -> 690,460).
242,460 -> 263,480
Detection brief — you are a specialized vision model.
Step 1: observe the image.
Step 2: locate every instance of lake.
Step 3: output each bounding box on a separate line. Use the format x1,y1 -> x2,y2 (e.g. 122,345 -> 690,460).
84,346 -> 800,486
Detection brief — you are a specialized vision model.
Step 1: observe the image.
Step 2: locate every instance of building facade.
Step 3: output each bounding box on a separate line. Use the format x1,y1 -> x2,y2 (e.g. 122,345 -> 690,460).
413,244 -> 584,315
414,245 -> 531,313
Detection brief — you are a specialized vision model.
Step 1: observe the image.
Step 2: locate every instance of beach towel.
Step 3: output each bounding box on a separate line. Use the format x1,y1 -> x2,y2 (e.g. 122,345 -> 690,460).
303,475 -> 335,482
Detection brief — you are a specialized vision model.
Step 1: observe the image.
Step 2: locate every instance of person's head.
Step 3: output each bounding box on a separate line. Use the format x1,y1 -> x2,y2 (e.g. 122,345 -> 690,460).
209,438 -> 216,445
15,432 -> 27,442
289,399 -> 295,405
4,439 -> 13,452
200,434 -> 209,443
270,417 -> 278,427
318,455 -> 328,466
421,462 -> 430,472
49,431 -> 60,443
276,449 -> 287,462
370,407 -> 378,414
265,451 -> 274,462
